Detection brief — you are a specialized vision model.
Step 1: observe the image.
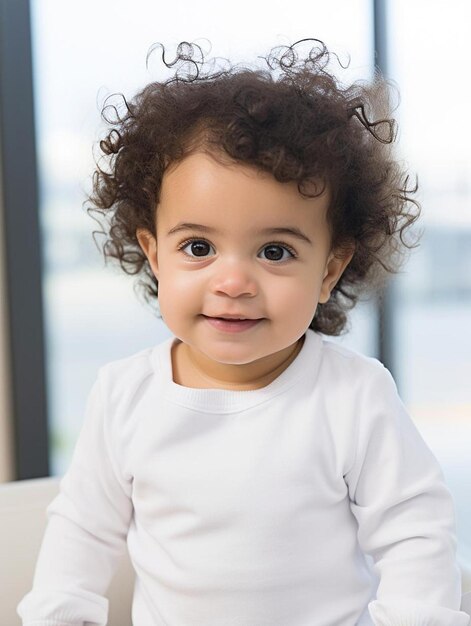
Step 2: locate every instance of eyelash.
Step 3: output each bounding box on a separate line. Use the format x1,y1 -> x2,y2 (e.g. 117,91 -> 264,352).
176,237 -> 298,262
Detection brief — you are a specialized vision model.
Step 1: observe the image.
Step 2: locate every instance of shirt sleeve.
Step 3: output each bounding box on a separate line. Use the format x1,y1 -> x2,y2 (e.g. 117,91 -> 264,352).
344,364 -> 469,626
17,370 -> 133,626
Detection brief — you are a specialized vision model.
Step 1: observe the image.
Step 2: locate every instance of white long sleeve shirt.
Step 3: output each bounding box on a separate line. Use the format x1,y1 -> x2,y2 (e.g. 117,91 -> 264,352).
17,329 -> 469,625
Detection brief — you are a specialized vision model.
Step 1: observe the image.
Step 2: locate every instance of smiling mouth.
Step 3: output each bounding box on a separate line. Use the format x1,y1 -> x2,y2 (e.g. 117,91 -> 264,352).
201,315 -> 264,333
202,315 -> 263,321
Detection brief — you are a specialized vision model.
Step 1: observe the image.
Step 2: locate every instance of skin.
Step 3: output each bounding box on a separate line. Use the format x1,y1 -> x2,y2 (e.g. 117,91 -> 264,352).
137,150 -> 354,391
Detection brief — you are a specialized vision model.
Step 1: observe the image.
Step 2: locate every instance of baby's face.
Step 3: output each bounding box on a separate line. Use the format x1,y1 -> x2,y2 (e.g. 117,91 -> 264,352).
137,151 -> 353,382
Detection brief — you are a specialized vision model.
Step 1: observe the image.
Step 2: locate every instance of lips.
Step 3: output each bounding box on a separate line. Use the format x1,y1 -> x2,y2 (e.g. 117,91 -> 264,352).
202,315 -> 263,333
203,314 -> 261,321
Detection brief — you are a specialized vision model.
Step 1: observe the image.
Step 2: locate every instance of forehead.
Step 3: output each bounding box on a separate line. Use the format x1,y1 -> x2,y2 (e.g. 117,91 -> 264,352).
157,151 -> 330,232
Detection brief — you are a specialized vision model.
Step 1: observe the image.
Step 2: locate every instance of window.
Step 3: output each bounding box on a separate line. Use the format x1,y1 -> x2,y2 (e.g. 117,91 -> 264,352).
386,0 -> 471,567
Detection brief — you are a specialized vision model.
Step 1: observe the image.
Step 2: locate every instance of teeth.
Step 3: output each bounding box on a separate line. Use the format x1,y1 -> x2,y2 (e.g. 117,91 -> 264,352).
208,315 -> 252,321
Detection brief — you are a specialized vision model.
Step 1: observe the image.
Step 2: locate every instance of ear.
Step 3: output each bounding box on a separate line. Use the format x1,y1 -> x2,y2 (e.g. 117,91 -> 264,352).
136,228 -> 159,279
319,245 -> 355,304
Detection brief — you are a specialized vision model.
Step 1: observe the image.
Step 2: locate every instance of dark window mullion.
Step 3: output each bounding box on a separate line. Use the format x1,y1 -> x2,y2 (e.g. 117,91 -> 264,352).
373,0 -> 396,379
0,0 -> 49,479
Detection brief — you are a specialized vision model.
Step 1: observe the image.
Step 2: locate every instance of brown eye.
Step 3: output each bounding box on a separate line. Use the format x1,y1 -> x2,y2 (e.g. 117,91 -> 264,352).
190,241 -> 210,256
178,238 -> 214,258
263,245 -> 284,261
260,243 -> 296,262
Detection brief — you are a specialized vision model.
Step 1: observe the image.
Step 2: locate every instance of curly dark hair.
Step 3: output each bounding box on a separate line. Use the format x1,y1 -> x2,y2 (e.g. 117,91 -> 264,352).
86,38 -> 421,336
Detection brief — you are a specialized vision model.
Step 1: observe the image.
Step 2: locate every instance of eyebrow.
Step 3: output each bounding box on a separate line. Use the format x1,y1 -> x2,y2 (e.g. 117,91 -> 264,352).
166,222 -> 313,245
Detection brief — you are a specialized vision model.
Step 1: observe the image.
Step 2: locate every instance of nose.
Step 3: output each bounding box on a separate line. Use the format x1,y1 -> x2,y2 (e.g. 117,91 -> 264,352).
209,258 -> 258,298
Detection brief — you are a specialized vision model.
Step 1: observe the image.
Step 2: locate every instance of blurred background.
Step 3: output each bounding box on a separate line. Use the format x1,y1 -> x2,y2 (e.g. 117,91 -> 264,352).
0,0 -> 470,572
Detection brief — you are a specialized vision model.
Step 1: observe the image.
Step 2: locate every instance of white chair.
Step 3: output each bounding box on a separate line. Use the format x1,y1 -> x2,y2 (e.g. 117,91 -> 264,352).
0,476 -> 133,626
1,476 -> 471,625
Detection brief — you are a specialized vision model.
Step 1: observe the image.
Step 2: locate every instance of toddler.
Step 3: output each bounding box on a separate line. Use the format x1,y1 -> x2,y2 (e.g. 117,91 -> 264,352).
17,39 -> 469,625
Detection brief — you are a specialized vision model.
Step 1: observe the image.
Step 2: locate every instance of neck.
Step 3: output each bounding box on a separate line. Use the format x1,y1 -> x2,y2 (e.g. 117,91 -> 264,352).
180,336 -> 305,390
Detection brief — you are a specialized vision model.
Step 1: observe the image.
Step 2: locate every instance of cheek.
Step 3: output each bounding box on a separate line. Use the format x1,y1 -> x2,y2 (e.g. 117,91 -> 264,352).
262,280 -> 318,340
157,265 -> 202,311
270,270 -> 320,301
156,277 -> 193,332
